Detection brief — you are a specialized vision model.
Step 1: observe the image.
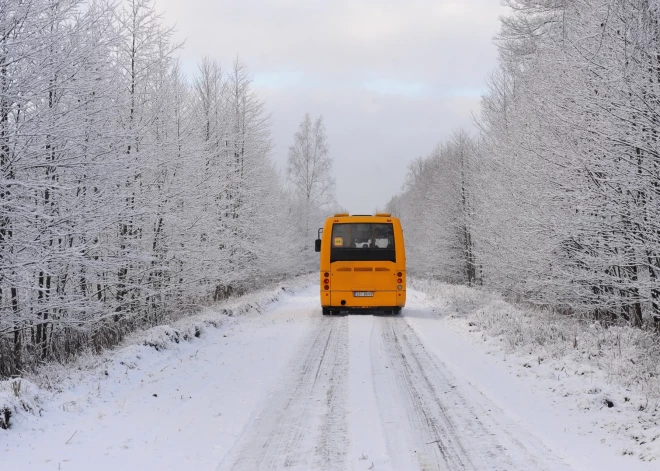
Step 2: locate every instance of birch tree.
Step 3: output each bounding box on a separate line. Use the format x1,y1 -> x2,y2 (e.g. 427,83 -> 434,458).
287,113 -> 334,271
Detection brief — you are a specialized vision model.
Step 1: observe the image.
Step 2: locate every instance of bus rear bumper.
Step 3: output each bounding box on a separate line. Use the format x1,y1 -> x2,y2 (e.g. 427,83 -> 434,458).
321,290 -> 406,309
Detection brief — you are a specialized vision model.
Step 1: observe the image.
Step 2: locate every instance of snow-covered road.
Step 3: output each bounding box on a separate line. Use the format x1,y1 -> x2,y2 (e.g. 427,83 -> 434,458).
2,284 -> 655,470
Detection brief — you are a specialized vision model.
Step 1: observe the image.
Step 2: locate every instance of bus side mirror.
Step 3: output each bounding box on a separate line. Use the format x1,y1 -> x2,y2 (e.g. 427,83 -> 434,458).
315,239 -> 321,252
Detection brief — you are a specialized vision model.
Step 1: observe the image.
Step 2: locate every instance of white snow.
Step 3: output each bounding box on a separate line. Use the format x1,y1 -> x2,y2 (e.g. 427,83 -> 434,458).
409,278 -> 660,465
0,277 -> 314,470
1,277 -> 658,470
347,316 -> 391,470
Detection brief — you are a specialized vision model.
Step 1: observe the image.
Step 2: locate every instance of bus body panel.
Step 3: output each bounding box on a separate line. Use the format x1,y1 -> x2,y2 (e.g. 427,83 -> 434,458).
329,262 -> 398,291
319,215 -> 406,311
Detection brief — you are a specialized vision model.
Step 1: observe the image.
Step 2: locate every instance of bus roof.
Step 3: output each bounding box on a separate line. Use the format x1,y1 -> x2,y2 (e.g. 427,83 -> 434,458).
332,213 -> 392,218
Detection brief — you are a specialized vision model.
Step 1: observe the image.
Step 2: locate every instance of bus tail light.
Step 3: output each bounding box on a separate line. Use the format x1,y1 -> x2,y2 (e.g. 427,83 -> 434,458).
324,279 -> 330,284
324,285 -> 330,290
397,285 -> 403,290
397,278 -> 402,284
324,272 -> 329,277
397,272 -> 402,277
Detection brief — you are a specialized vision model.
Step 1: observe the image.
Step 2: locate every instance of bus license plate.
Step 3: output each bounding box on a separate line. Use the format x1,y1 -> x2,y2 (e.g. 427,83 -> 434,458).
354,292 -> 374,297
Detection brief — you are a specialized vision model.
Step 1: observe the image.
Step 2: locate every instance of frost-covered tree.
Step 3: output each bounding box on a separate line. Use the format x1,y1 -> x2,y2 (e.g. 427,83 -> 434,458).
393,0 -> 660,327
386,131 -> 478,285
286,113 -> 334,271
0,0 -> 306,377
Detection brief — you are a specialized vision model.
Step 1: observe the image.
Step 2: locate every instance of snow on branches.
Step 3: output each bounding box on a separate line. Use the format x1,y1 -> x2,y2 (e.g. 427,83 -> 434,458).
0,0 -> 302,377
389,0 -> 660,328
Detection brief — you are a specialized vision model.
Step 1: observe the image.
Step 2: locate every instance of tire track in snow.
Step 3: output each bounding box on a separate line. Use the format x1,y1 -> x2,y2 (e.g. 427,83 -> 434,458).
375,315 -> 474,470
375,315 -> 572,471
219,314 -> 349,471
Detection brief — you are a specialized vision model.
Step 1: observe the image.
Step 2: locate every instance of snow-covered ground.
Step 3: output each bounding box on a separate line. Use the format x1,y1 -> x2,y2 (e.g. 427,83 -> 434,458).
1,280 -> 658,470
410,278 -> 660,463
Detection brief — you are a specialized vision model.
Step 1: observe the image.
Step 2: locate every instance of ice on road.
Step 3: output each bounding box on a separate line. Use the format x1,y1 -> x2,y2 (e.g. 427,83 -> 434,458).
2,285 -> 654,470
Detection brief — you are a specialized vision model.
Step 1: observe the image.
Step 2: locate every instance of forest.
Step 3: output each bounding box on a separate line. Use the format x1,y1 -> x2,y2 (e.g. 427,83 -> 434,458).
388,0 -> 660,329
5,0 -> 660,379
0,0 -> 335,377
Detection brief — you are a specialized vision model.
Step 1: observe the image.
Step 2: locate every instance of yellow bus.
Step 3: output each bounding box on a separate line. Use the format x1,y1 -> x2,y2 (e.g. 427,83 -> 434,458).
314,213 -> 406,315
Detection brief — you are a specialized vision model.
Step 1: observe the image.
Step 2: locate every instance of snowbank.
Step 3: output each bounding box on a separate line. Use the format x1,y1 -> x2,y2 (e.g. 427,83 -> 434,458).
0,378 -> 43,430
411,277 -> 660,461
0,275 -> 314,430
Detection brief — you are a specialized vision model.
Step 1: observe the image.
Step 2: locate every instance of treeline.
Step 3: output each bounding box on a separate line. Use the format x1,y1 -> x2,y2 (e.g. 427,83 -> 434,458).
0,0 -> 308,377
388,0 -> 660,327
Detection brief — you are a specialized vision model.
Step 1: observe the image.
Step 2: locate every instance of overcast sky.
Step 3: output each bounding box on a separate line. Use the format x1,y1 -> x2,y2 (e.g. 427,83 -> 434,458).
159,0 -> 507,213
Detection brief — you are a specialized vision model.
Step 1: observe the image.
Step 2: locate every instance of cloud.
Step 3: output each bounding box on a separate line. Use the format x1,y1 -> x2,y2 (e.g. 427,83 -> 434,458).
157,0 -> 506,212
363,79 -> 429,98
252,70 -> 305,89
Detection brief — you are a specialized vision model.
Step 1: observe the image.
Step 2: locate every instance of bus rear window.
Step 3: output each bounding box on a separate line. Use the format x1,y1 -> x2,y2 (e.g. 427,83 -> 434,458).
331,223 -> 396,262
